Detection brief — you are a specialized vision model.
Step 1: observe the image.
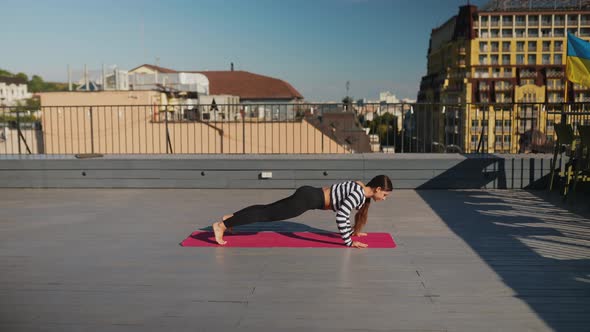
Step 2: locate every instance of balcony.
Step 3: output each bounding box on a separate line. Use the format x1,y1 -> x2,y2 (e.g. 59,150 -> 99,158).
541,20 -> 552,26
547,70 -> 564,78
554,20 -> 565,27
495,84 -> 513,91
520,71 -> 537,78
547,84 -> 565,90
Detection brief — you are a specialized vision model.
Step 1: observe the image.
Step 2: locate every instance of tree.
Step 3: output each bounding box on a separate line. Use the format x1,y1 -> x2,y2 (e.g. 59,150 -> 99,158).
0,69 -> 13,76
28,75 -> 45,93
15,72 -> 28,82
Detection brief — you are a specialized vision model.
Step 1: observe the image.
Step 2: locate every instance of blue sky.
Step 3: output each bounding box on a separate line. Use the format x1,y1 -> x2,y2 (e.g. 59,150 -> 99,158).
1,0 -> 488,101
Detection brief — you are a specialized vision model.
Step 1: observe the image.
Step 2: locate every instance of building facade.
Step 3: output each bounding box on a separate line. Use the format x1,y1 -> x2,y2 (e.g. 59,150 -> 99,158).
417,0 -> 590,153
0,76 -> 32,106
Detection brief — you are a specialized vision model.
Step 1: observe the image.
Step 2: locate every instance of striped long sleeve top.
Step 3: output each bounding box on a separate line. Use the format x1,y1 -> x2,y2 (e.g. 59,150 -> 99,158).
330,181 -> 367,246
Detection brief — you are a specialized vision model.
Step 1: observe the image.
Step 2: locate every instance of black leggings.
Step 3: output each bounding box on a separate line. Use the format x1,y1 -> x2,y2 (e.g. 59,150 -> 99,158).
223,186 -> 325,228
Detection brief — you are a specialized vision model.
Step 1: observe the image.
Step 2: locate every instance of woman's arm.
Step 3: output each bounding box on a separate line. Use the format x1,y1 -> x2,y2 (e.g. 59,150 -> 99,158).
335,191 -> 363,247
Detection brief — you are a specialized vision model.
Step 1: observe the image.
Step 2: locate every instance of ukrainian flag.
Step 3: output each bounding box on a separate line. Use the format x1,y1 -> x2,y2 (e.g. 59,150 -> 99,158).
567,32 -> 590,87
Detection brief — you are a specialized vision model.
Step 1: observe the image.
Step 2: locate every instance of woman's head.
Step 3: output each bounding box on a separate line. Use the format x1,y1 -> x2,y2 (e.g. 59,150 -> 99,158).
353,175 -> 393,234
366,174 -> 393,202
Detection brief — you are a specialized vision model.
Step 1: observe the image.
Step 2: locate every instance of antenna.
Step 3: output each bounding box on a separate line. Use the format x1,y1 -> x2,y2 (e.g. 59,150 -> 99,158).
346,81 -> 350,98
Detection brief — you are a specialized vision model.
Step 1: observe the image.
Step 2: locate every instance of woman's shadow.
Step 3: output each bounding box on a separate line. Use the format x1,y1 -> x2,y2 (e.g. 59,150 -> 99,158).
189,221 -> 344,246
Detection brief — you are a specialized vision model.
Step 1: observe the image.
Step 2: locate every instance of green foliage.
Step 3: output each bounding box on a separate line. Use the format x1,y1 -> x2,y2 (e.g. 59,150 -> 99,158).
1,68 -> 71,92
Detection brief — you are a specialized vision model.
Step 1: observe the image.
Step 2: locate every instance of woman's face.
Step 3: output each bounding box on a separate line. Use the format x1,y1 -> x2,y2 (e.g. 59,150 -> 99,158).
373,187 -> 391,201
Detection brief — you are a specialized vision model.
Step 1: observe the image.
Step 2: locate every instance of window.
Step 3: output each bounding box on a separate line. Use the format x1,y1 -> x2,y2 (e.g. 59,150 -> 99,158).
568,14 -> 578,25
481,16 -> 489,26
471,135 -> 479,143
471,120 -> 479,127
528,15 -> 539,25
502,54 -> 510,64
502,16 -> 513,25
491,29 -> 500,38
491,42 -> 499,52
502,41 -> 511,52
504,120 -> 512,128
504,136 -> 511,143
502,29 -> 513,38
516,15 -> 526,26
554,28 -> 565,37
528,29 -> 539,37
495,135 -> 502,143
542,41 -> 551,51
528,54 -> 537,65
479,55 -> 488,65
491,55 -> 499,65
517,41 -> 525,52
542,54 -> 551,64
568,28 -> 577,36
555,40 -> 563,51
554,54 -> 563,64
491,16 -> 500,27
515,29 -> 526,37
516,54 -> 525,64
528,41 -> 537,51
480,42 -> 488,52
555,15 -> 565,26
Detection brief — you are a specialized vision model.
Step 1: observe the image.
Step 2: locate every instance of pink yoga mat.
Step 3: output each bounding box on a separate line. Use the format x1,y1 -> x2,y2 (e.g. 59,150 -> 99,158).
180,231 -> 396,248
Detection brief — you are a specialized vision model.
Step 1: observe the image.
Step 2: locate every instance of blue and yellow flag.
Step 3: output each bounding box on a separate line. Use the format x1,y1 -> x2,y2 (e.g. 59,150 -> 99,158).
567,32 -> 590,87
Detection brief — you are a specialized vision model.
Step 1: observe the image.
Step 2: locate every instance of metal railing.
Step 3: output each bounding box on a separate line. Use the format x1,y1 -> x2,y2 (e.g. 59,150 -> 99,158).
1,102 -> 590,155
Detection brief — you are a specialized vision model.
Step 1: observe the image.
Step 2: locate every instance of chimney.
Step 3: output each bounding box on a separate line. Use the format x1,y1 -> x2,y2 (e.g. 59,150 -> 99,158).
231,62 -> 234,71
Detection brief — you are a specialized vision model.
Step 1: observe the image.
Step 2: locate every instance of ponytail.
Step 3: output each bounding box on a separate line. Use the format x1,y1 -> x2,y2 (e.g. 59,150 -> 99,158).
352,174 -> 392,235
353,198 -> 371,235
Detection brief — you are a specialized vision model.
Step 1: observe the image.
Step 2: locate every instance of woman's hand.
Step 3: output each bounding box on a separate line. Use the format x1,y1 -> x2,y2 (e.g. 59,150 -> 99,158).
353,232 -> 368,237
351,241 -> 368,248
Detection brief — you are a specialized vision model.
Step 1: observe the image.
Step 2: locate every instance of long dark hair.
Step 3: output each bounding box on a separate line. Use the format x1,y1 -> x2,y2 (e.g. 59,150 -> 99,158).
353,175 -> 393,235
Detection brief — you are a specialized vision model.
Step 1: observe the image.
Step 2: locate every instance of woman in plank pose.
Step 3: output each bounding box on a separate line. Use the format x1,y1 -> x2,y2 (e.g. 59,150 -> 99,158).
212,175 -> 392,248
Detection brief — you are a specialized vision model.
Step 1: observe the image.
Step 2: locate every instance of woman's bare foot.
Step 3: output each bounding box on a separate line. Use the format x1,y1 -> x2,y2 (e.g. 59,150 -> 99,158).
212,221 -> 227,245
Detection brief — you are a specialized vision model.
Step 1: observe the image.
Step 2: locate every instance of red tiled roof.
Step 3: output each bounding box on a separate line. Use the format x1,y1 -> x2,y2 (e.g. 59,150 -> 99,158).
129,64 -> 178,74
195,71 -> 303,100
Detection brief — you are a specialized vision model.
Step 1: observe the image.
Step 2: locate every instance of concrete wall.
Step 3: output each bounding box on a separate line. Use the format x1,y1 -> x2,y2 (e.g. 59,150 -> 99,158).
0,154 -> 555,189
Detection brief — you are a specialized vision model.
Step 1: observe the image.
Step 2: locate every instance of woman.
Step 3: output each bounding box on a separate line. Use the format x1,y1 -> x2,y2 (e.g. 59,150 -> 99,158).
212,175 -> 393,248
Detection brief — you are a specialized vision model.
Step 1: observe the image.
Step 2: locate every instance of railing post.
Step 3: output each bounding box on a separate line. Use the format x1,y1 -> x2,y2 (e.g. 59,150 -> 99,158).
16,110 -> 21,155
89,107 -> 95,154
242,111 -> 246,154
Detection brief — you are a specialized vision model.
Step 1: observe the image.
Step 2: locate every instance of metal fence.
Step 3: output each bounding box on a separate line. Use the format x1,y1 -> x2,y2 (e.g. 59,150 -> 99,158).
1,102 -> 590,155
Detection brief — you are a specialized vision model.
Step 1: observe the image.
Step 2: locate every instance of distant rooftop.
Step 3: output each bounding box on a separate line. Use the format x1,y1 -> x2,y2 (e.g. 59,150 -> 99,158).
481,0 -> 590,12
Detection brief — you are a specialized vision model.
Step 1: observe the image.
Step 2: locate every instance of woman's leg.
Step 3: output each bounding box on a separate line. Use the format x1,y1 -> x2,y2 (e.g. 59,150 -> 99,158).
224,187 -> 314,227
213,186 -> 319,244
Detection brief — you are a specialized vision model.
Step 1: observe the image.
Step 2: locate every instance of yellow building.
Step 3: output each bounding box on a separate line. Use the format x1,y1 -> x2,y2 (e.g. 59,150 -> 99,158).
417,0 -> 590,153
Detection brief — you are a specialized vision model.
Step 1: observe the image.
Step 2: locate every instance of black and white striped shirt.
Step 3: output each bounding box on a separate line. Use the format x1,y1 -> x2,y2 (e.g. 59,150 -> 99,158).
330,181 -> 367,246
